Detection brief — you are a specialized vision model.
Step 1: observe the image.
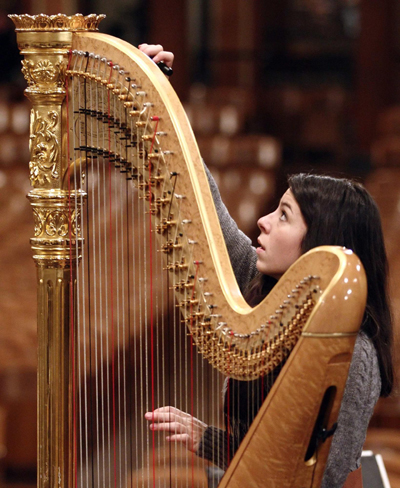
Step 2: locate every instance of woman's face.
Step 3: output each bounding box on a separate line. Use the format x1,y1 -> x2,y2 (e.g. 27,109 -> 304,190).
256,189 -> 307,279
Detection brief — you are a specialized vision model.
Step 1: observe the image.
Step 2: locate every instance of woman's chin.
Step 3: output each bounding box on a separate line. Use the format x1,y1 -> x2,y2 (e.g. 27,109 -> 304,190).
256,260 -> 267,274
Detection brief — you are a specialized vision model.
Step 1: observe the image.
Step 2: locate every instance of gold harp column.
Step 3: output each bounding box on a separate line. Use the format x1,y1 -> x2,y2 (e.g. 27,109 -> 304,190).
10,14 -> 104,488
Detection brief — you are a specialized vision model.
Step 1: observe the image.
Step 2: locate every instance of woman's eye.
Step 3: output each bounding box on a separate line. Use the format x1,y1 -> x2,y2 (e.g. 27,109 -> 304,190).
279,210 -> 287,221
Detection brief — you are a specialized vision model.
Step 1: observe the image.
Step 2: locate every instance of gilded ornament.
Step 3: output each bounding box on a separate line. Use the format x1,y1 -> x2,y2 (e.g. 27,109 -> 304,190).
71,208 -> 81,237
29,110 -> 60,187
21,60 -> 34,87
9,13 -> 105,32
46,210 -> 69,237
32,208 -> 44,236
32,207 -> 80,238
33,60 -> 57,83
21,59 -> 66,90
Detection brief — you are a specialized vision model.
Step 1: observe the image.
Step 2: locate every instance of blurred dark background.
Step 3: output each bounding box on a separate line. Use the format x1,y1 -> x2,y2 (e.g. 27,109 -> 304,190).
1,0 -> 400,486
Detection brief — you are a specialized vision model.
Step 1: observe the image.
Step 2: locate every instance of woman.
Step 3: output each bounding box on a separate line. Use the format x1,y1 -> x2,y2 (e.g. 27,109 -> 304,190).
139,45 -> 394,487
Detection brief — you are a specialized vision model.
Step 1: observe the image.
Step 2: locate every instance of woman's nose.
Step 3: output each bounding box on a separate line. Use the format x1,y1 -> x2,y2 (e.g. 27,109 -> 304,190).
257,214 -> 271,233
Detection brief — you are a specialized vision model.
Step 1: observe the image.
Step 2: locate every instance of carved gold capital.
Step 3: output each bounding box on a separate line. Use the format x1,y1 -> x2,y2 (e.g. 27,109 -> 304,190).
9,13 -> 105,32
32,207 -> 80,238
28,191 -> 85,266
22,59 -> 66,92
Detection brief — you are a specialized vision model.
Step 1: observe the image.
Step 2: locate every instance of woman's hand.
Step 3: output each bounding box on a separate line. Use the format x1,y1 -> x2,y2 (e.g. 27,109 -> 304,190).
145,406 -> 207,453
138,44 -> 174,68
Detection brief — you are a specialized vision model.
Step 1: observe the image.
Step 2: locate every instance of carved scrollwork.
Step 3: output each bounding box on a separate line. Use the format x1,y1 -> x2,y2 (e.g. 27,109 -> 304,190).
32,208 -> 44,236
71,208 -> 81,237
46,211 -> 69,237
9,13 -> 106,32
32,207 -> 81,238
29,110 -> 60,187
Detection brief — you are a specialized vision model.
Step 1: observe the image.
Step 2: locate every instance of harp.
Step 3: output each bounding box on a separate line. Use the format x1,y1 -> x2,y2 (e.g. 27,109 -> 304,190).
10,14 -> 367,488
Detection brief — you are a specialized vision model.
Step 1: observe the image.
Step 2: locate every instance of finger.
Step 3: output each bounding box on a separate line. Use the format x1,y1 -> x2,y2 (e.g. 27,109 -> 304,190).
144,412 -> 171,422
166,433 -> 190,445
149,421 -> 186,433
152,51 -> 174,67
148,406 -> 187,416
138,43 -> 150,55
154,406 -> 184,414
139,44 -> 164,58
145,411 -> 184,424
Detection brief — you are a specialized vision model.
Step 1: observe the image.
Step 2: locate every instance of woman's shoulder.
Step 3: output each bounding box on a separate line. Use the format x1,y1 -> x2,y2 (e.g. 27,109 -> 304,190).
353,331 -> 379,370
346,331 -> 381,407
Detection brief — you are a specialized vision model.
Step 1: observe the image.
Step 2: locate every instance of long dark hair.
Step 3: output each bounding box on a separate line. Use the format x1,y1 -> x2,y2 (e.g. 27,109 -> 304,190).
246,173 -> 393,397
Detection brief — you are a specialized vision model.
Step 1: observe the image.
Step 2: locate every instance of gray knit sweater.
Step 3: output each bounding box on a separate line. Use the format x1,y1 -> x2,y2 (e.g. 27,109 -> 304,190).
198,166 -> 381,488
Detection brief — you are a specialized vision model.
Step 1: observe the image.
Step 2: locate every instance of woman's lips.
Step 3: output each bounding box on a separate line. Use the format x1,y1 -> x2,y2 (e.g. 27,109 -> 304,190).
257,238 -> 265,252
256,245 -> 265,254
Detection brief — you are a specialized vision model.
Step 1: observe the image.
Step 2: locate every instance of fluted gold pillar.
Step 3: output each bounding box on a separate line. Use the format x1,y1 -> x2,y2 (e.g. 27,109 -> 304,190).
10,14 -> 104,488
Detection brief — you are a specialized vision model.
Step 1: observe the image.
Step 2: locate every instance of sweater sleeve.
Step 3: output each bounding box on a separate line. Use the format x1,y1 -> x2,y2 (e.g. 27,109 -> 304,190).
197,426 -> 233,471
321,332 -> 381,488
204,164 -> 258,293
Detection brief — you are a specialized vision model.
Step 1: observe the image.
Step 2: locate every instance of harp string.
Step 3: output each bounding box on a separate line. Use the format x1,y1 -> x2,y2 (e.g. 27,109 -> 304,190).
139,114 -> 149,484
190,261 -> 200,486
88,55 -> 99,488
129,162 -> 137,484
81,51 -> 90,488
71,51 -> 81,488
120,173 -> 128,487
131,116 -> 140,486
102,59 -> 109,487
122,115 -> 130,488
96,59 -> 106,488
148,115 -> 159,486
105,60 -> 118,488
117,77 -> 129,487
66,48 -> 79,488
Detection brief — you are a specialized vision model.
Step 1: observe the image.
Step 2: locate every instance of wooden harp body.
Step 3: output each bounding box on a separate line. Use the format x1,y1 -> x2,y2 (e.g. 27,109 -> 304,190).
11,14 -> 367,488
